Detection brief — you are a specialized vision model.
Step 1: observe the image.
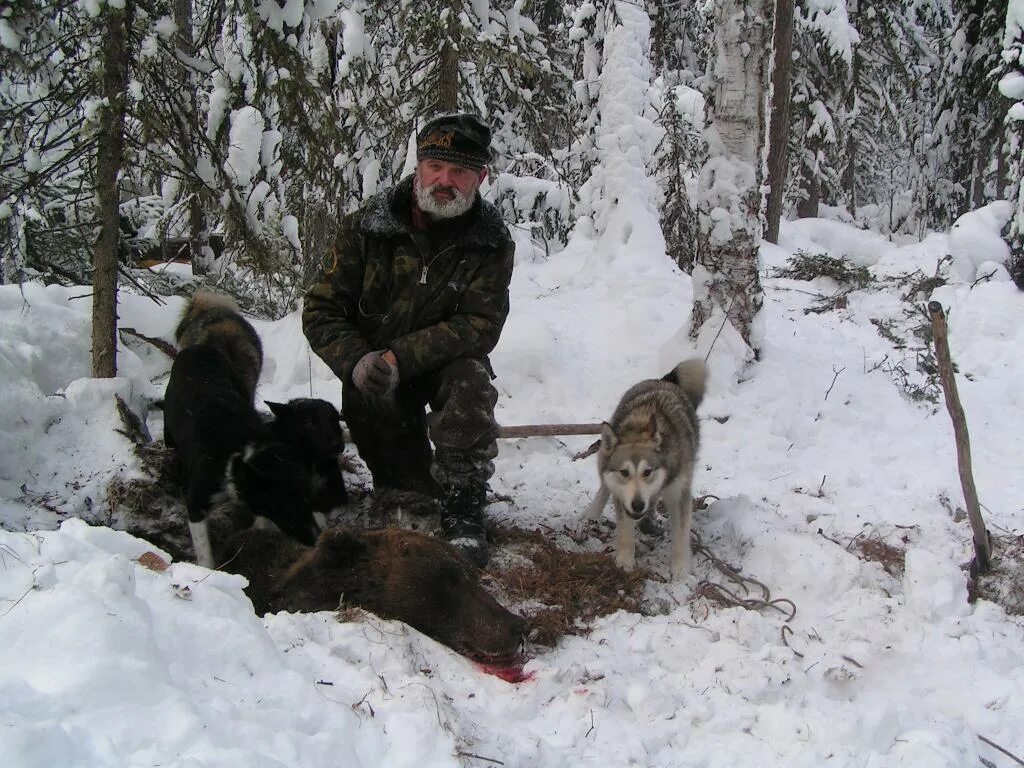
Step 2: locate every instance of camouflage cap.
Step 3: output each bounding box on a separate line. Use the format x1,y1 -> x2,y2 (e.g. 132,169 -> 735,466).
416,113 -> 492,170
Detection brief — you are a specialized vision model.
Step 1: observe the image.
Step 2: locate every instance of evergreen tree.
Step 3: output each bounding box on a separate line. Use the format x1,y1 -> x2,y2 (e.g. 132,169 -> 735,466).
650,0 -> 712,270
841,0 -> 947,234
999,1 -> 1024,287
788,0 -> 853,219
931,0 -> 1008,225
0,0 -> 147,284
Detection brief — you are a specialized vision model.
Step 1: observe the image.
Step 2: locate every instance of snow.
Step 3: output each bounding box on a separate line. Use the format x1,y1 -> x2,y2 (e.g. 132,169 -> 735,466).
779,216 -> 892,267
1005,0 -> 1024,48
948,201 -> 1014,283
2,200 -> 1023,765
574,2 -> 664,255
800,0 -> 859,65
225,106 -> 265,188
1,3 -> 1023,759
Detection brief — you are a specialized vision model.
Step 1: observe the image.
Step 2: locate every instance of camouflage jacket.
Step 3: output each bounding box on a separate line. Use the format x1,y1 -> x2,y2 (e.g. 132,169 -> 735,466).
303,175 -> 515,384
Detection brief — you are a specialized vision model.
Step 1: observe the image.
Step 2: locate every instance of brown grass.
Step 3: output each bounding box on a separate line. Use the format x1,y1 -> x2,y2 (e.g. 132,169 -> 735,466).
850,532 -> 906,577
485,524 -> 651,646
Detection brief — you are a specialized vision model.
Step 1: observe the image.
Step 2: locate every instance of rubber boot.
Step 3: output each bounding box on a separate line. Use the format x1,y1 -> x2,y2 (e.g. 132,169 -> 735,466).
439,482 -> 489,567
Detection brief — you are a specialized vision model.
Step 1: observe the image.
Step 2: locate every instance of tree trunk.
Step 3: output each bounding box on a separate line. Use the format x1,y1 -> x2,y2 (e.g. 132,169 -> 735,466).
92,1 -> 133,378
797,128 -> 821,218
843,9 -> 860,215
173,0 -> 213,275
437,10 -> 460,113
689,0 -> 769,356
764,0 -> 794,244
996,129 -> 1008,200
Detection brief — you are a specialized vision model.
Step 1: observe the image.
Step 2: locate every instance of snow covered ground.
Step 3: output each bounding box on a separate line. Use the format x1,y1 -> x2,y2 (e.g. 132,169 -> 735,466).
1,206 -> 1023,766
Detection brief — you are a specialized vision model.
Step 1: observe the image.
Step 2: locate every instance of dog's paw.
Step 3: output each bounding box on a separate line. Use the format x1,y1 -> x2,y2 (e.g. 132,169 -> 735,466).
669,557 -> 691,582
614,549 -> 636,571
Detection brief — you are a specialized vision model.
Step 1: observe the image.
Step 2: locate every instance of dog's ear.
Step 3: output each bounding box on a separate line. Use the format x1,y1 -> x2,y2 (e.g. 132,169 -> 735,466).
265,401 -> 287,418
599,422 -> 618,451
644,413 -> 662,446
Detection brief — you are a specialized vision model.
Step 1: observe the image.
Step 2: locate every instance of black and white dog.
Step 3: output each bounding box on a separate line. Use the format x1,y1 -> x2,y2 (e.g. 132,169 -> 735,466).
266,398 -> 348,520
163,293 -> 346,568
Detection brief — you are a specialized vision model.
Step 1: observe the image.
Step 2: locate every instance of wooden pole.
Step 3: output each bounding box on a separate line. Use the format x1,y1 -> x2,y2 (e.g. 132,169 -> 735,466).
928,301 -> 991,572
337,423 -> 604,450
497,423 -> 602,439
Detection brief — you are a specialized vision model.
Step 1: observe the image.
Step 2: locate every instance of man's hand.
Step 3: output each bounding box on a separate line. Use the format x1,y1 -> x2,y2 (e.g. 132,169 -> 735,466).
352,350 -> 399,396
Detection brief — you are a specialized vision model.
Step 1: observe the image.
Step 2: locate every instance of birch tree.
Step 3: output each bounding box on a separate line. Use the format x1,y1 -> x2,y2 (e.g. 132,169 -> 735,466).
689,0 -> 770,356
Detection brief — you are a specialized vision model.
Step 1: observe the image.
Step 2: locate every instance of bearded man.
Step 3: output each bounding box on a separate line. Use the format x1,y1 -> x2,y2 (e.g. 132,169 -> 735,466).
303,113 -> 515,567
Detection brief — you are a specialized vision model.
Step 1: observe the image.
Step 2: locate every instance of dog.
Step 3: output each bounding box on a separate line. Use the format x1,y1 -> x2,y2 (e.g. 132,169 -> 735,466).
265,398 -> 348,517
178,292 -> 348,516
175,290 -> 263,403
163,344 -> 321,567
164,293 -> 323,567
581,359 -> 706,580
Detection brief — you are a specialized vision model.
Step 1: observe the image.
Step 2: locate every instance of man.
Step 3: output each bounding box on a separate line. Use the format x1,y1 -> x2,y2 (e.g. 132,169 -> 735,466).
302,113 -> 514,567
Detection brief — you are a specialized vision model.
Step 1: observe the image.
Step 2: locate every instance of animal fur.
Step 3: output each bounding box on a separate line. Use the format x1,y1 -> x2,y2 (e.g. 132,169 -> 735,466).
163,345 -> 320,567
581,359 -> 706,580
164,292 -> 324,567
266,398 -> 348,515
221,526 -> 527,661
175,290 -> 263,403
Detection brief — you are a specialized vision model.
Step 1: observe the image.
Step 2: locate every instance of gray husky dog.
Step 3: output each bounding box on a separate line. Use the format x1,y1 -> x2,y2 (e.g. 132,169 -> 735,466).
581,359 -> 706,580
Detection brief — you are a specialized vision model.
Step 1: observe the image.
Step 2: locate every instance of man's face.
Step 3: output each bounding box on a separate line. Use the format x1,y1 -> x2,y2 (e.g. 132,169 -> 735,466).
414,159 -> 487,219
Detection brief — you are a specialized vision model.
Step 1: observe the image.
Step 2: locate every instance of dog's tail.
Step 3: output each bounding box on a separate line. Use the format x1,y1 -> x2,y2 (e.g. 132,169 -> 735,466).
662,358 -> 707,408
176,290 -> 240,343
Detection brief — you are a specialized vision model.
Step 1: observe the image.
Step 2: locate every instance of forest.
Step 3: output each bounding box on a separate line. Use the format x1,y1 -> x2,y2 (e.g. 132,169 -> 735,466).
1,1 -> 1020,355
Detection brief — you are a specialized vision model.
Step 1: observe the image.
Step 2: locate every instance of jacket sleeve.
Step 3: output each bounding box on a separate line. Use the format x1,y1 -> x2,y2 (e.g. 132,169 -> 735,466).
302,215 -> 374,385
389,234 -> 514,380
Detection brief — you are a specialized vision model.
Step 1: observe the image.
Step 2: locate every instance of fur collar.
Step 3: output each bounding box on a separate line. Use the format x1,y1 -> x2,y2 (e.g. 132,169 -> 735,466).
360,175 -> 507,247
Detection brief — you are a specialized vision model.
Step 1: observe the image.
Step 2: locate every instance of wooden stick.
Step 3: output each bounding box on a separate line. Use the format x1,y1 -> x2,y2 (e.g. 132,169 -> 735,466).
119,327 -> 178,358
497,423 -> 603,438
928,301 -> 991,572
339,423 -> 603,448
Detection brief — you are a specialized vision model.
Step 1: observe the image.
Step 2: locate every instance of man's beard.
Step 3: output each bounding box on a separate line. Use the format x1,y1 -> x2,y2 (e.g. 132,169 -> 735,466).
414,179 -> 474,219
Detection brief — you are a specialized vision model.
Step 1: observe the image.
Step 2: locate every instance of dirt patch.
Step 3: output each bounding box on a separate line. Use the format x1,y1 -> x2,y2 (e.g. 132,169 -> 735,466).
105,441 -> 196,562
484,524 -> 651,646
850,531 -> 907,577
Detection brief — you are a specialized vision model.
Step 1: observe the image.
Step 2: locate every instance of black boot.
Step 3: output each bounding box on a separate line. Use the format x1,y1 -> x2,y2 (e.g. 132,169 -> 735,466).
440,482 -> 490,567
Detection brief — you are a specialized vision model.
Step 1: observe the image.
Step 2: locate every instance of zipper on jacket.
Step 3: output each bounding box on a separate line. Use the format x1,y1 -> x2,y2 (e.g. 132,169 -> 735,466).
411,239 -> 455,286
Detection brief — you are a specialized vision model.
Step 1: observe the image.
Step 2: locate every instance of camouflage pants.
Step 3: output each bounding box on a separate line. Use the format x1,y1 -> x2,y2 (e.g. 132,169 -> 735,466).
343,358 -> 499,496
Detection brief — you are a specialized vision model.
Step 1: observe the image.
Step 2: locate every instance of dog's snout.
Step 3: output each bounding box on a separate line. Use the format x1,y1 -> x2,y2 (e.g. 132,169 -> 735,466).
630,498 -> 646,515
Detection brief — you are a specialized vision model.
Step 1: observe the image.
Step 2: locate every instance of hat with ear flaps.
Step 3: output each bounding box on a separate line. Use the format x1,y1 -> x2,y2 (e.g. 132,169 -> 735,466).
416,113 -> 492,170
